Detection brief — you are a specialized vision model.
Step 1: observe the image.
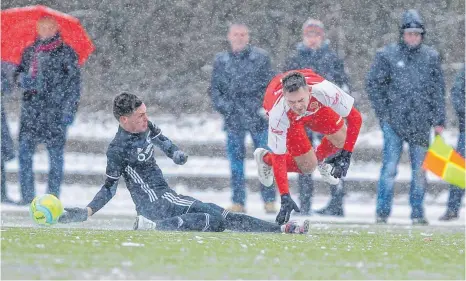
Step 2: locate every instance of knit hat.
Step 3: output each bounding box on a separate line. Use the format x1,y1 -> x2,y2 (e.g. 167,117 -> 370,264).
302,19 -> 325,36
400,9 -> 425,35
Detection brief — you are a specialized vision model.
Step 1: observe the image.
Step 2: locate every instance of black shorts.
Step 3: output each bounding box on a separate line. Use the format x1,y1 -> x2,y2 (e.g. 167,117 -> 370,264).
139,188 -> 198,221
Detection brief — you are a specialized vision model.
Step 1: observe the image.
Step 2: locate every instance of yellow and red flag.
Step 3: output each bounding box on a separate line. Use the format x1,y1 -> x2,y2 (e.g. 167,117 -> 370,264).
422,135 -> 465,189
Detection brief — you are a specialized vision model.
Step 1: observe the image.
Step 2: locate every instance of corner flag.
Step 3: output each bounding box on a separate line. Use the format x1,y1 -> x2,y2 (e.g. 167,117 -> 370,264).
422,135 -> 465,189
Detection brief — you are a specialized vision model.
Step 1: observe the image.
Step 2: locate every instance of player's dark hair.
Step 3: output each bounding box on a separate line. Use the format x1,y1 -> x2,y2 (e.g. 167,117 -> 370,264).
282,72 -> 307,93
113,92 -> 143,120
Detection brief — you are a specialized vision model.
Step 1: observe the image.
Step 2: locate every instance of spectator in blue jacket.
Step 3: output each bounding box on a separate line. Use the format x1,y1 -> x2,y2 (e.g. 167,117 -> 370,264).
440,65 -> 465,221
14,17 -> 81,205
366,10 -> 445,225
283,19 -> 351,216
210,23 -> 276,213
1,62 -> 16,204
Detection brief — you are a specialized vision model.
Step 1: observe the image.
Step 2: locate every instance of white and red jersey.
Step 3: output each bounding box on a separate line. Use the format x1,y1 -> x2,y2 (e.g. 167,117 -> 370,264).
263,69 -> 354,154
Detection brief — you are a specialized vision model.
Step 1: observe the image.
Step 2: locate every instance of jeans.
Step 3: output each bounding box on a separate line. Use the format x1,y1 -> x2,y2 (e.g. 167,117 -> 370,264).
376,122 -> 427,219
226,128 -> 276,206
19,134 -> 66,202
446,129 -> 465,214
1,105 -> 14,200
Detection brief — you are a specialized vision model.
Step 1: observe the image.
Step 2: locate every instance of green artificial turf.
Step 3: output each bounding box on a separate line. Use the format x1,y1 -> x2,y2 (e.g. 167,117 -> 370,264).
1,226 -> 464,279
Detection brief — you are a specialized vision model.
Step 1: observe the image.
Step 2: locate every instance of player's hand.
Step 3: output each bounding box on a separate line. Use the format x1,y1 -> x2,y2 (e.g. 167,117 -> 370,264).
148,121 -> 162,137
58,207 -> 88,223
276,194 -> 300,225
325,150 -> 352,178
173,150 -> 188,165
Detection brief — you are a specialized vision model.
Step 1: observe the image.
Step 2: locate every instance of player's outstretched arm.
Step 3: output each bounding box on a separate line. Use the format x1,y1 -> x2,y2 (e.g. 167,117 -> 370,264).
342,106 -> 363,153
148,121 -> 188,165
59,143 -> 125,224
325,107 -> 362,178
58,178 -> 119,223
312,80 -> 363,178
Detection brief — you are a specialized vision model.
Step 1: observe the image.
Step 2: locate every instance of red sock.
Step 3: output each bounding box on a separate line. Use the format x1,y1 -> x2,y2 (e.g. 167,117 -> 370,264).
263,152 -> 273,166
270,153 -> 303,195
315,137 -> 339,162
284,153 -> 301,173
263,152 -> 301,173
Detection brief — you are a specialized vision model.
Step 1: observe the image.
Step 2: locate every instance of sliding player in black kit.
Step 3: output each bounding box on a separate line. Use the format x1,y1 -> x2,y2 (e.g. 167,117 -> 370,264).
59,93 -> 309,234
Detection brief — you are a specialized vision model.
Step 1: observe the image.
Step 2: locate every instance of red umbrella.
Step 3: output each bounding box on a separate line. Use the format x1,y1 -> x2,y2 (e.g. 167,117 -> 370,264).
1,5 -> 95,65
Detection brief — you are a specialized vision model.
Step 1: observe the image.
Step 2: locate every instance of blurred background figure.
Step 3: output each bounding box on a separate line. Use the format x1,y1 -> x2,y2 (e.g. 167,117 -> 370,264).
14,16 -> 81,205
366,9 -> 445,225
1,62 -> 16,204
440,65 -> 465,221
283,19 -> 351,216
210,23 -> 276,214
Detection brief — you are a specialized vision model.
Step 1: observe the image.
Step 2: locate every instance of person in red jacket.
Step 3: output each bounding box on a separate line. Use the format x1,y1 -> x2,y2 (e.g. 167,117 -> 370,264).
254,69 -> 362,224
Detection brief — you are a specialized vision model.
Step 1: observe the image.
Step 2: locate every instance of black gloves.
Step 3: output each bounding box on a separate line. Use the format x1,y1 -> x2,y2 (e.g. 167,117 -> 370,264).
58,207 -> 89,223
172,150 -> 188,165
276,194 -> 300,225
148,120 -> 188,165
148,121 -> 162,137
325,150 -> 352,178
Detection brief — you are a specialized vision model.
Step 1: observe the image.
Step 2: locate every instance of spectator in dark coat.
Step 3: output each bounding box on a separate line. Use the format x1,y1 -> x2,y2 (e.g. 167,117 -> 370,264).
283,19 -> 350,92
440,65 -> 465,221
283,19 -> 351,216
366,10 -> 445,225
210,23 -> 276,214
1,62 -> 16,204
14,17 -> 81,204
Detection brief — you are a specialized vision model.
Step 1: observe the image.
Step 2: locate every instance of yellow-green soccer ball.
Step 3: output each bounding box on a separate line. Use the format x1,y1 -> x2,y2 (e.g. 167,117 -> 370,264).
29,194 -> 64,226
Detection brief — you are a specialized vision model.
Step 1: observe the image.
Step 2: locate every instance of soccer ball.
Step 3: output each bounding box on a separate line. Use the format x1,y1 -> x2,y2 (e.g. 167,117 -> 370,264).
29,194 -> 64,226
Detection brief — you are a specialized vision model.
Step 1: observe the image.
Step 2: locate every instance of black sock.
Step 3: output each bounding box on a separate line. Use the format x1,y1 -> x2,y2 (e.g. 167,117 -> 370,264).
224,212 -> 281,233
156,213 -> 225,232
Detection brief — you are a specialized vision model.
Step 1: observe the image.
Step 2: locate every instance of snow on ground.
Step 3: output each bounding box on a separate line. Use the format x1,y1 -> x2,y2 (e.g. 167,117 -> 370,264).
7,113 -> 460,147
1,182 -> 464,228
3,152 -> 446,182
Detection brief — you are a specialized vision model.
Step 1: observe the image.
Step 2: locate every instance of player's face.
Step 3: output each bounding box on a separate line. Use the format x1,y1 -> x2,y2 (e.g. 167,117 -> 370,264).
228,25 -> 249,53
403,31 -> 422,47
284,87 -> 311,116
121,103 -> 149,133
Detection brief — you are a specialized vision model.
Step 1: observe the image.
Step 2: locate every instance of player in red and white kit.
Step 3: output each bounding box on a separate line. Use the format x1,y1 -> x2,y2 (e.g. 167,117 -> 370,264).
253,69 -> 363,225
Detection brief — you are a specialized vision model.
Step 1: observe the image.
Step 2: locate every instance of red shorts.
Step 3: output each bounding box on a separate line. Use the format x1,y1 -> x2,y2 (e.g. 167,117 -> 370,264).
287,107 -> 344,157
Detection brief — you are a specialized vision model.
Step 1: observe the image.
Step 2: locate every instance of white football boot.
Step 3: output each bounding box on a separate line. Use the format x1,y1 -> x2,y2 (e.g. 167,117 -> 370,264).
317,162 -> 340,185
133,215 -> 157,231
282,220 -> 310,234
253,148 -> 274,187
